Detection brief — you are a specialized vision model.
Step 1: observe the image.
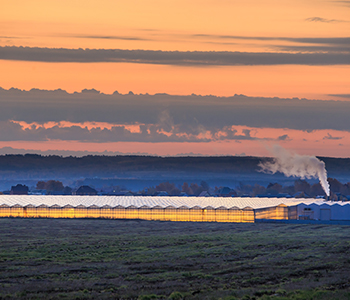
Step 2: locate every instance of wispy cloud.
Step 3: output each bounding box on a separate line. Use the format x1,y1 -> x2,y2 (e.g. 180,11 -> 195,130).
0,36 -> 21,39
323,133 -> 343,140
274,45 -> 350,53
0,46 -> 349,66
328,94 -> 350,99
69,34 -> 150,41
66,31 -> 350,49
191,35 -> 350,45
305,17 -> 345,23
332,0 -> 350,7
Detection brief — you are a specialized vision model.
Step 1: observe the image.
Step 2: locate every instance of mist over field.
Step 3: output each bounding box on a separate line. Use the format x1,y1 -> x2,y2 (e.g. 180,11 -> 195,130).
0,154 -> 349,192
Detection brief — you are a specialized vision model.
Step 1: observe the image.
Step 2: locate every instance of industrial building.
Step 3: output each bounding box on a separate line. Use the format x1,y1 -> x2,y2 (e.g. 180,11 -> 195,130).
0,195 -> 349,222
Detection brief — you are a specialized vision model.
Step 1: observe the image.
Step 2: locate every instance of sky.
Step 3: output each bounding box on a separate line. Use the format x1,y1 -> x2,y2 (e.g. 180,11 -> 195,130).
0,0 -> 349,157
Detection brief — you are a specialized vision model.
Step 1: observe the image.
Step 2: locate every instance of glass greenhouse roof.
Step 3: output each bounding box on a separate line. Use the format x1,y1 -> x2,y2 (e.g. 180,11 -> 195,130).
0,195 -> 319,209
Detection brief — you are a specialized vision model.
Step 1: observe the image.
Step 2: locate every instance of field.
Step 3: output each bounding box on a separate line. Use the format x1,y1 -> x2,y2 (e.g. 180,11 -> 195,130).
0,218 -> 350,300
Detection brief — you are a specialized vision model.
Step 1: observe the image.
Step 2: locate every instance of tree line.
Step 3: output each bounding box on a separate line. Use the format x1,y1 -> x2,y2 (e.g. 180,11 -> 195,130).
5,177 -> 350,199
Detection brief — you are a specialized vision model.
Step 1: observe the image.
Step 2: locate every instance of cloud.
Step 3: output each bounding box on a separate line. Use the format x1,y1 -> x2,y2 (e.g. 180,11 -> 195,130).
277,134 -> 290,141
332,1 -> 350,7
242,129 -> 252,137
0,120 -> 266,143
275,45 -> 350,53
192,35 -> 350,46
0,36 -> 20,39
0,146 -> 150,157
323,133 -> 343,140
192,34 -> 350,54
328,94 -> 350,99
0,46 -> 349,66
70,34 -> 149,41
2,87 -> 350,135
305,17 -> 345,23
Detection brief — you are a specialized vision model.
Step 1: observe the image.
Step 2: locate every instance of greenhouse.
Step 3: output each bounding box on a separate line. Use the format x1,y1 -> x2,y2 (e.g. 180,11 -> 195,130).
0,195 -> 326,222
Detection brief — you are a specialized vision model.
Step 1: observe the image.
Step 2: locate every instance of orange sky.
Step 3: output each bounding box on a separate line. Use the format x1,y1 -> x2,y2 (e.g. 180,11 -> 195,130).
0,60 -> 349,100
0,0 -> 349,157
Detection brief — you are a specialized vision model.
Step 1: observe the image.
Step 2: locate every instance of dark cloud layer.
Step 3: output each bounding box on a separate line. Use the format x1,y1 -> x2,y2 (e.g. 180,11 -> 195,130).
1,88 -> 350,135
0,46 -> 349,66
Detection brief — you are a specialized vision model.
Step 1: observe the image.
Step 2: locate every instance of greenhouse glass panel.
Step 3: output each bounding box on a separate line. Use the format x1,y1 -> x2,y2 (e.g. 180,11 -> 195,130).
216,206 -> 229,222
164,206 -> 177,221
176,206 -> 190,222
87,205 -> 101,218
125,206 -> 139,220
100,205 -> 113,219
228,207 -> 243,223
0,204 -> 10,217
152,206 -> 165,221
189,206 -> 203,222
203,206 -> 216,222
139,205 -> 152,220
49,205 -> 61,218
11,205 -> 24,217
113,205 -> 126,219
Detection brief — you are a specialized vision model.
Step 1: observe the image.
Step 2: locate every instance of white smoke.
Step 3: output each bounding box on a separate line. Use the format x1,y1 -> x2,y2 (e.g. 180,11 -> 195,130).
259,145 -> 330,196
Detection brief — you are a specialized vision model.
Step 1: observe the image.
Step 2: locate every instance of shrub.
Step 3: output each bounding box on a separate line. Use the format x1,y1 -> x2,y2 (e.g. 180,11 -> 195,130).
138,294 -> 160,300
168,291 -> 184,300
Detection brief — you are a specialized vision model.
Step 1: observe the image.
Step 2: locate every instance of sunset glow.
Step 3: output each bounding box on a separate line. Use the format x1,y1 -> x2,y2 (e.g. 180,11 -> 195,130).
1,0 -> 349,157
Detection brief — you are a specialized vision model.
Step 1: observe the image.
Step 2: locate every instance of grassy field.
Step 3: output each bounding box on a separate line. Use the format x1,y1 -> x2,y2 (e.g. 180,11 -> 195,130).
0,218 -> 350,300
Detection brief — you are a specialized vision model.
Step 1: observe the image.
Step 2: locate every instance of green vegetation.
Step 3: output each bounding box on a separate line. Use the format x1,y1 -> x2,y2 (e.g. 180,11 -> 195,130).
0,218 -> 349,299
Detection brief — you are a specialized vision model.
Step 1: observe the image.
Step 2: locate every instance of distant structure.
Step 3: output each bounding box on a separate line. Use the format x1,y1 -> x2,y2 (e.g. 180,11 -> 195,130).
198,191 -> 211,197
10,184 -> 29,195
217,187 -> 237,197
75,185 -> 98,195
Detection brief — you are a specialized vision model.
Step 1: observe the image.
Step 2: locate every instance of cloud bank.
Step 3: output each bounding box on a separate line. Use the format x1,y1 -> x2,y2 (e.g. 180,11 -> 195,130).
0,46 -> 349,66
1,88 -> 350,135
0,120 -> 260,143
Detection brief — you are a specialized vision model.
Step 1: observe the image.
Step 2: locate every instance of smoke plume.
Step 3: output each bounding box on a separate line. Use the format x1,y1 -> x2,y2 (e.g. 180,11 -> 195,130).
259,145 -> 330,196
